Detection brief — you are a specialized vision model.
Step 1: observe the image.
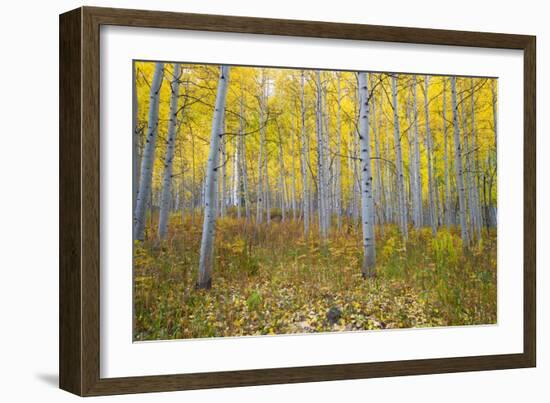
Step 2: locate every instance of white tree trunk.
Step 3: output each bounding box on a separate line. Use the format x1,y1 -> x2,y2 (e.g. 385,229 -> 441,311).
412,75 -> 423,228
290,119 -> 297,221
323,85 -> 332,221
406,92 -> 415,221
265,138 -> 271,225
336,73 -> 343,230
442,78 -> 451,229
132,64 -> 139,219
197,65 -> 230,289
232,134 -> 239,207
316,71 -> 328,239
392,75 -> 408,238
134,62 -> 165,241
347,127 -> 354,220
220,115 -> 227,218
322,76 -> 331,233
451,77 -> 469,246
470,79 -> 483,241
256,74 -> 265,224
384,123 -> 394,224
300,71 -> 310,237
158,64 -> 181,239
352,127 -> 361,225
277,126 -> 286,222
240,95 -> 251,221
358,72 -> 376,277
371,75 -> 384,232
352,88 -> 361,226
407,84 -> 414,224
232,108 -> 240,214
424,75 -> 437,235
460,95 -> 475,242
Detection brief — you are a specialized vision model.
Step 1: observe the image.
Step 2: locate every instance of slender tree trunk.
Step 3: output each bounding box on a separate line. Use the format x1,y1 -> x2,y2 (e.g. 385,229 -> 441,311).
336,73 -> 342,231
412,75 -> 423,228
470,79 -> 483,241
191,126 -> 196,224
240,95 -> 251,221
277,125 -> 286,222
232,126 -> 239,207
290,118 -> 297,221
424,75 -> 437,235
300,71 -> 310,237
451,77 -> 469,246
351,127 -> 360,225
323,77 -> 331,232
179,136 -> 186,221
406,92 -> 415,221
256,74 -> 265,224
233,108 -> 241,217
352,90 -> 361,227
372,76 -> 384,234
134,62 -> 164,241
132,64 -> 139,219
384,122 -> 393,224
220,115 -> 227,218
197,65 -> 230,289
265,141 -> 271,225
307,109 -> 314,231
358,72 -> 376,277
392,75 -> 408,239
347,127 -> 354,221
316,71 -> 328,239
158,63 -> 181,239
434,157 -> 441,226
406,85 -> 413,223
442,78 -> 451,229
323,85 -> 332,224
460,95 -> 474,242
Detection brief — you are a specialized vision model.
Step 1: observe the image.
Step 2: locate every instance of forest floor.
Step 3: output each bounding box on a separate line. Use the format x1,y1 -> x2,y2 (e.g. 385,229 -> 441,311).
134,212 -> 497,341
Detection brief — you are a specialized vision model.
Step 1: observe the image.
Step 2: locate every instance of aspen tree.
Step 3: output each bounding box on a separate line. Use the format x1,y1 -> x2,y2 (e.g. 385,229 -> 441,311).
315,71 -> 328,239
134,62 -> 165,241
412,75 -> 423,228
424,75 -> 437,235
256,73 -> 266,224
358,72 -> 376,277
442,78 -> 452,229
197,65 -> 231,289
392,74 -> 408,239
451,77 -> 469,245
300,71 -> 310,237
336,73 -> 343,230
158,64 -> 181,240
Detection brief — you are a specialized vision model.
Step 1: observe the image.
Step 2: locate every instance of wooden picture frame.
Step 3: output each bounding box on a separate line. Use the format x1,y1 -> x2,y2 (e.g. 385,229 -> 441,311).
59,6 -> 536,396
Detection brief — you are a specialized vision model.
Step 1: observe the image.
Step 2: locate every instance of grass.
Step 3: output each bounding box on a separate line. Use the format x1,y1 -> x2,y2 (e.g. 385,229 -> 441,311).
134,211 -> 497,341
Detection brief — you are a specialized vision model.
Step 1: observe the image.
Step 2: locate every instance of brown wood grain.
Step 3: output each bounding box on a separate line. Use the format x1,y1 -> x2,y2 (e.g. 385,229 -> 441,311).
59,6 -> 536,396
59,7 -> 82,395
523,37 -> 536,367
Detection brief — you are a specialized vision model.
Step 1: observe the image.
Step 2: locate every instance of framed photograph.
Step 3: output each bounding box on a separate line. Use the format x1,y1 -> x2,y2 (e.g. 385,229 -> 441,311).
59,6 -> 536,396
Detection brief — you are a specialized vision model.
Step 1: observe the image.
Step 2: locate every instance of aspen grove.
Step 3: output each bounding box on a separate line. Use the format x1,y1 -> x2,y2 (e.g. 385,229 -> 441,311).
133,62 -> 497,340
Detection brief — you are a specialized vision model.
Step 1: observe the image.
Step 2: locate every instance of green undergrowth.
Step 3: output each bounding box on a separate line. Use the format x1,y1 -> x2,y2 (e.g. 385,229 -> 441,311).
134,213 -> 496,340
